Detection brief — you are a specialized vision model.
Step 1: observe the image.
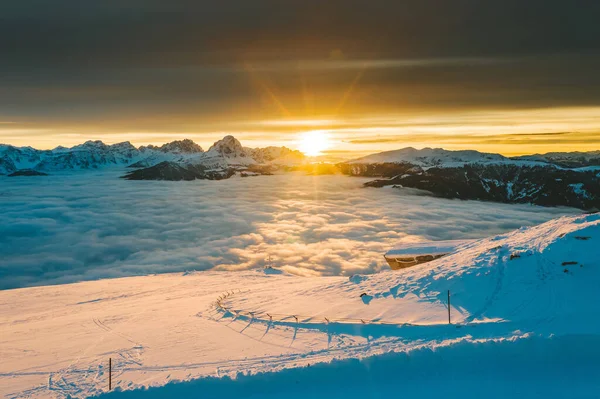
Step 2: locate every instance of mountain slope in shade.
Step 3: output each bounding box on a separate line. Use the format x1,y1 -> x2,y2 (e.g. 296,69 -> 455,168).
339,147 -> 600,210
7,169 -> 49,177
362,164 -> 600,210
1,214 -> 598,398
121,161 -> 235,181
35,141 -> 140,171
0,145 -> 46,173
0,155 -> 17,174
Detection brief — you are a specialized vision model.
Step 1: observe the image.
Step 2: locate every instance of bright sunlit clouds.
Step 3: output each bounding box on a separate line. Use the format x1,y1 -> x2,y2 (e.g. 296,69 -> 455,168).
0,173 -> 576,289
298,131 -> 332,156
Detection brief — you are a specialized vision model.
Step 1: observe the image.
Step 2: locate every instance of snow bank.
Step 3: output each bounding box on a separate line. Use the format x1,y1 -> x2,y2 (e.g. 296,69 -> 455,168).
99,334 -> 600,399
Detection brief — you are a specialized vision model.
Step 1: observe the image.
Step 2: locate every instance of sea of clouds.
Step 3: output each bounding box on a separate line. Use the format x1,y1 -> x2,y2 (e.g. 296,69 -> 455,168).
0,171 -> 578,290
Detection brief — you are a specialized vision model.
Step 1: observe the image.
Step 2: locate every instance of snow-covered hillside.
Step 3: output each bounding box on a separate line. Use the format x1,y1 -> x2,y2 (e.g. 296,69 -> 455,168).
340,147 -> 600,210
348,147 -> 514,168
0,136 -> 306,175
2,213 -> 599,398
347,146 -> 600,170
514,150 -> 600,168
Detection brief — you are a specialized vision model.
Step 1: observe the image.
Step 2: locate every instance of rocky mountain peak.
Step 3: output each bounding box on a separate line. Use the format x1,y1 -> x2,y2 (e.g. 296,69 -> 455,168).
159,139 -> 204,154
76,140 -> 108,150
207,135 -> 248,158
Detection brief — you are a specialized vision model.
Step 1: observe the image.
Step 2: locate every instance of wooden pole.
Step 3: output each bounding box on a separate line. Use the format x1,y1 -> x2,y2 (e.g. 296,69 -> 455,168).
109,357 -> 112,391
447,290 -> 451,324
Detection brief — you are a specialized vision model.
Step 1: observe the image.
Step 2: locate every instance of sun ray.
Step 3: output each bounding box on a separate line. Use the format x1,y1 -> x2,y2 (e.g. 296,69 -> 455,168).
334,62 -> 368,116
243,62 -> 292,118
298,65 -> 314,117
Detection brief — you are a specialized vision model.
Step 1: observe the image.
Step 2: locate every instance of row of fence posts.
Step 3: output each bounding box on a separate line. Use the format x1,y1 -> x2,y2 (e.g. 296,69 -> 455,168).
105,289 -> 453,391
216,289 -> 454,326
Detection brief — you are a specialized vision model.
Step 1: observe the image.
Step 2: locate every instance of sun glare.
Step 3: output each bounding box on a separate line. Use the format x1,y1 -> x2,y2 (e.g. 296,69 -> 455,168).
298,131 -> 331,157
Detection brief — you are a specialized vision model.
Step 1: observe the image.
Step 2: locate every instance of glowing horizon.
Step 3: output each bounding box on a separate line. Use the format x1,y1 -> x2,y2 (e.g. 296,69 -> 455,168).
2,106 -> 598,160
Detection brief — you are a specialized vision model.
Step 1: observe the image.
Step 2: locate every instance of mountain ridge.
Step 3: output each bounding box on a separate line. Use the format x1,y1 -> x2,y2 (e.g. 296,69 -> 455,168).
347,147 -> 600,169
2,140 -> 599,209
338,147 -> 600,211
0,136 -> 306,175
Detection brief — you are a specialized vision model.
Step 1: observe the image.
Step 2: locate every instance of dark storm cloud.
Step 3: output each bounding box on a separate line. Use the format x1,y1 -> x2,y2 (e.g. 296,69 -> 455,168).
2,0 -> 599,67
1,0 -> 599,128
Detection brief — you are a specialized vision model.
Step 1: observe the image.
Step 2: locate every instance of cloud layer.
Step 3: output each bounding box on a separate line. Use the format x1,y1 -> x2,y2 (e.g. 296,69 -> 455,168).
0,172 -> 577,289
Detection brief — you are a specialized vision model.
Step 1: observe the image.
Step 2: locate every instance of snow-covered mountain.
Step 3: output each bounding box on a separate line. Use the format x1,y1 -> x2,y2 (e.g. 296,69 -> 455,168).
348,147 -> 513,168
36,141 -> 140,171
0,145 -> 46,174
141,139 -> 204,154
513,151 -> 600,168
0,136 -> 306,175
348,147 -> 600,170
201,135 -> 257,168
339,147 -> 600,210
247,146 -> 306,165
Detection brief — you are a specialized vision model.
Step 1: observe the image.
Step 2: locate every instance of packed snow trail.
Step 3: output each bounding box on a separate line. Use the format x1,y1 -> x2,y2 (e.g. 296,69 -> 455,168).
1,214 -> 599,398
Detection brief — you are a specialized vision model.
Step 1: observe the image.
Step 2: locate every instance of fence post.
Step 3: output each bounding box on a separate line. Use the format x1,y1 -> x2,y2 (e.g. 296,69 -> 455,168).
447,290 -> 451,324
109,357 -> 112,391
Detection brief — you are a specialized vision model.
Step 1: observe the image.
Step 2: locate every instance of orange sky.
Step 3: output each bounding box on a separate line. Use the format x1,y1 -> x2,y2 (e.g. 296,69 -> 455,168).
2,2 -> 599,160
2,106 -> 597,160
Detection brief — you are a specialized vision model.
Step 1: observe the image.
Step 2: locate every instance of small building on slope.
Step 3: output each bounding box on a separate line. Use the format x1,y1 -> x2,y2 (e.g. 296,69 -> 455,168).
384,240 -> 475,270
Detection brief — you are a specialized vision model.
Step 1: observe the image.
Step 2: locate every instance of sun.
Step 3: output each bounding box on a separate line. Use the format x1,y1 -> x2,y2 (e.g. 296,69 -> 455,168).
298,131 -> 331,157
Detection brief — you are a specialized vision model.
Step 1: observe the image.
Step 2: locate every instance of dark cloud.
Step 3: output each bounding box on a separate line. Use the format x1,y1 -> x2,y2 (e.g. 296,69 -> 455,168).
0,0 -> 599,134
2,0 -> 599,67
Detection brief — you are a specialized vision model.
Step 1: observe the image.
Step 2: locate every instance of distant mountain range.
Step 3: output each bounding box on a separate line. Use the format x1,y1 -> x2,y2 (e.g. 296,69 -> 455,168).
346,147 -> 600,169
338,147 -> 600,211
0,136 -> 306,177
2,137 -> 599,210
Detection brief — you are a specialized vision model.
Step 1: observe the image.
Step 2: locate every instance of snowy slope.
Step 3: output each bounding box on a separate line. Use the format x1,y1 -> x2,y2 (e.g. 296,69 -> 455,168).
348,147 -> 600,171
347,147 -> 517,168
0,145 -> 47,173
2,213 -> 599,398
514,150 -> 600,168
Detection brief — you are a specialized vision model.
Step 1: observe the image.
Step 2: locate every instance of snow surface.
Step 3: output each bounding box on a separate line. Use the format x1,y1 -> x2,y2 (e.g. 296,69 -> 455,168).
345,147 -> 596,171
515,151 -> 600,166
347,147 -> 527,168
2,214 -> 599,398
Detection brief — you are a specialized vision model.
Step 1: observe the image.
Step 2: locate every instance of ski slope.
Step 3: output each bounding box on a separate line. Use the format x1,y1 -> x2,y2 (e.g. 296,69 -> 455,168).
1,214 -> 599,398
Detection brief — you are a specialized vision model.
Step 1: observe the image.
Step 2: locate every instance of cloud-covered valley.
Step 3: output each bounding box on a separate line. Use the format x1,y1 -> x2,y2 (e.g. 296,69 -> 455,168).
0,172 -> 577,289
